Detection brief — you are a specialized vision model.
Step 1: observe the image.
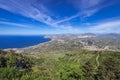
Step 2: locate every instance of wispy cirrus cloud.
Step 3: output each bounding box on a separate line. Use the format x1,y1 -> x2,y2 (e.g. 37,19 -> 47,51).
0,0 -> 115,26
0,0 -> 119,34
54,0 -> 117,24
0,0 -> 73,29
53,13 -> 81,24
0,21 -> 33,28
0,0 -> 55,26
71,0 -> 116,17
89,19 -> 120,33
54,8 -> 99,24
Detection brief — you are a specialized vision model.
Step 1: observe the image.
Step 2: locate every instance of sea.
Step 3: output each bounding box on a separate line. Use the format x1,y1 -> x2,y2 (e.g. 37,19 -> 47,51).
0,35 -> 51,49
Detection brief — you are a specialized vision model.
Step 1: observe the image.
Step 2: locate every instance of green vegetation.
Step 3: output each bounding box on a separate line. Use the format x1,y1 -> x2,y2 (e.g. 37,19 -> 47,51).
0,50 -> 32,80
0,49 -> 120,80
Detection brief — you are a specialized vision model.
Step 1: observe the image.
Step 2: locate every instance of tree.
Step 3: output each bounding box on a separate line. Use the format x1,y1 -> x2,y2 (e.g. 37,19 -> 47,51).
82,61 -> 94,80
95,58 -> 120,80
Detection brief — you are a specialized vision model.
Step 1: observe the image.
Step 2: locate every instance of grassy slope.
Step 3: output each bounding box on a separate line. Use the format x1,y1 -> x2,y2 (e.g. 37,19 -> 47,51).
23,49 -> 120,80
0,49 -> 120,80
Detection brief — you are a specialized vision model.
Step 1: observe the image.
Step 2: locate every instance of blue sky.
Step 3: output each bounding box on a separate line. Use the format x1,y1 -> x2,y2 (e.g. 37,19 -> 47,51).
0,0 -> 120,35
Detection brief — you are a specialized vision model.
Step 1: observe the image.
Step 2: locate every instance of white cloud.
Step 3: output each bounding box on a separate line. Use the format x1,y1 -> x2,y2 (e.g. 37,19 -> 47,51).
79,0 -> 101,9
0,0 -> 55,26
0,0 -> 75,30
0,0 -> 112,25
53,8 -> 100,24
54,0 -> 113,24
0,0 -> 118,34
89,20 -> 120,33
53,13 -> 81,24
0,21 -> 33,28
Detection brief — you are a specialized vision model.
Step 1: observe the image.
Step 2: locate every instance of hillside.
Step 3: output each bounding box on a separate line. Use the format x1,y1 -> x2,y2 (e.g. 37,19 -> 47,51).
1,34 -> 120,80
0,49 -> 120,80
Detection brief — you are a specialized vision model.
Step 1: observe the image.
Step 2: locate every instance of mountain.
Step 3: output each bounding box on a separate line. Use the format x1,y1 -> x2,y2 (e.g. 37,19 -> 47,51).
97,33 -> 120,37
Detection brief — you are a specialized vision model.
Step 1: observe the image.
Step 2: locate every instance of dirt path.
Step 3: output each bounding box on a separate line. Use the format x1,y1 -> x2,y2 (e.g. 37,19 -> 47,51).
95,53 -> 100,69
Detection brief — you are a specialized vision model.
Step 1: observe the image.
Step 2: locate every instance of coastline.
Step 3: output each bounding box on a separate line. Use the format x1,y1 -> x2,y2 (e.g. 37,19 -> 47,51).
2,35 -> 120,53
2,35 -> 52,51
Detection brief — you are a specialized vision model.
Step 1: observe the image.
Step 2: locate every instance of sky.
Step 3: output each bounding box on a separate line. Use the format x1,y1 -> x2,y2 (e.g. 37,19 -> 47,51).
0,0 -> 120,35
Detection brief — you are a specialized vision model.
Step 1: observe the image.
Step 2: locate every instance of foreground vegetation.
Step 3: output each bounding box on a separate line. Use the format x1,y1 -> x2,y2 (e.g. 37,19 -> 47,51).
0,49 -> 120,80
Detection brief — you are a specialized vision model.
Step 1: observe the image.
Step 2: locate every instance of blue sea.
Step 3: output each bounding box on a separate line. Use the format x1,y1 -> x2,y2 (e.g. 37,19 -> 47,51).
0,35 -> 51,49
